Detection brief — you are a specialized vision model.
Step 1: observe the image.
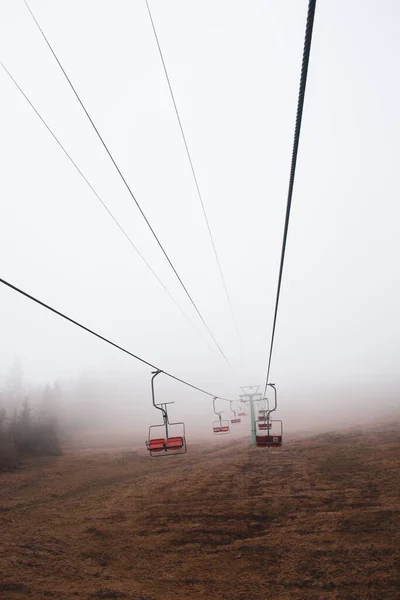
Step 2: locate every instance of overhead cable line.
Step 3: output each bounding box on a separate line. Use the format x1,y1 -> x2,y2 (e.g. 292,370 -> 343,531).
0,61 -> 214,354
23,0 -> 231,369
144,0 -> 243,353
0,277 -> 234,402
263,0 -> 317,397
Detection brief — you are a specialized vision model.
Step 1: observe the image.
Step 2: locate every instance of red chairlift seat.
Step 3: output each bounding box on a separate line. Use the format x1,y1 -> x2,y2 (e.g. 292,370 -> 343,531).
231,418 -> 241,424
213,420 -> 230,434
147,438 -> 165,452
165,436 -> 184,450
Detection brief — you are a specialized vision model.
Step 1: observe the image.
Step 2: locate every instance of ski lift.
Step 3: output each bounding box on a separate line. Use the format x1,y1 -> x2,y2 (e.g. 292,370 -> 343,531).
255,384 -> 283,448
230,401 -> 241,424
257,397 -> 271,425
145,370 -> 187,457
237,401 -> 248,417
212,397 -> 230,434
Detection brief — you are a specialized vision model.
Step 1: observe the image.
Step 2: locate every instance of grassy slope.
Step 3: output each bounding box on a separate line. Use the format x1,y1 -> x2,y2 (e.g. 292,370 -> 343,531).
0,424 -> 399,600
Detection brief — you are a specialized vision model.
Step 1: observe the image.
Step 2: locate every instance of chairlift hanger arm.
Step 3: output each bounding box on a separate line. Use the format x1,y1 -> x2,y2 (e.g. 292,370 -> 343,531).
213,396 -> 222,418
213,396 -> 231,417
266,383 -> 277,420
151,370 -> 167,420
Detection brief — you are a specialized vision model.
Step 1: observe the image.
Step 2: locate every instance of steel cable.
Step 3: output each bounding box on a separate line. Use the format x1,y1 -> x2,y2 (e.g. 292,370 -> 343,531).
0,277 -> 234,402
0,61 -> 216,354
145,0 -> 244,353
263,0 -> 317,397
23,0 -> 231,369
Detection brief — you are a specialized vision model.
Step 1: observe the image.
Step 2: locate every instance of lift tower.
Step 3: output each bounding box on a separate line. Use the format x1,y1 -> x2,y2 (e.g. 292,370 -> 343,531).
239,385 -> 263,445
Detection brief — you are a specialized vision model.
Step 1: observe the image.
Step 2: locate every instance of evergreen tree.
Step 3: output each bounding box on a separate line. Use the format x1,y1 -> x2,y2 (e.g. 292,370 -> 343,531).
19,397 -> 32,428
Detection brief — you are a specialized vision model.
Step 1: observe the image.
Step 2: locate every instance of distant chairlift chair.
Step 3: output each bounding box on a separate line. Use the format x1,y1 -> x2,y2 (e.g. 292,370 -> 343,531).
237,401 -> 248,417
230,401 -> 241,424
212,397 -> 230,434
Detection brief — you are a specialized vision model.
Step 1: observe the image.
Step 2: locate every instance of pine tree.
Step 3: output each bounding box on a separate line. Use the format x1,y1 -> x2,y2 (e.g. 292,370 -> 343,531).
19,397 -> 32,428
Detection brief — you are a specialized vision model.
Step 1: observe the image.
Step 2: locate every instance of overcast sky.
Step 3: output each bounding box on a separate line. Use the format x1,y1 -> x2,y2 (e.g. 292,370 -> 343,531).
0,0 -> 399,426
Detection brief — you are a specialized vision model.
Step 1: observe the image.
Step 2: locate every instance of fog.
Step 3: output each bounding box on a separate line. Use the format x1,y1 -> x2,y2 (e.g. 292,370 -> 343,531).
0,0 -> 399,438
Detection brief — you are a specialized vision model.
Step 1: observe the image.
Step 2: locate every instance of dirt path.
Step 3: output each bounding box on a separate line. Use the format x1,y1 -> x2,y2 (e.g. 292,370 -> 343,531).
0,428 -> 399,599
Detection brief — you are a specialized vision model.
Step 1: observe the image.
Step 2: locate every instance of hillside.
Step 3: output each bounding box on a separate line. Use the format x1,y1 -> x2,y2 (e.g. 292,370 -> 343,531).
0,425 -> 399,600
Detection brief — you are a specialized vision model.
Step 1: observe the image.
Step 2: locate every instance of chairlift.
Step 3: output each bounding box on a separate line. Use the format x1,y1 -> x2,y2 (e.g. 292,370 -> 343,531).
238,402 -> 247,417
145,370 -> 187,457
255,384 -> 283,448
230,401 -> 241,424
212,397 -> 230,434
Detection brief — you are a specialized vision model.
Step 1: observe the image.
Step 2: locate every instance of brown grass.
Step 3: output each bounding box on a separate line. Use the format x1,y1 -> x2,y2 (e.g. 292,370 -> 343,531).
0,435 -> 18,471
0,425 -> 399,599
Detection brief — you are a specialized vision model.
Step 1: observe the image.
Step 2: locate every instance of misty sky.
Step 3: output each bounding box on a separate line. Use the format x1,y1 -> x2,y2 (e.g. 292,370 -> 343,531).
0,0 -> 399,425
